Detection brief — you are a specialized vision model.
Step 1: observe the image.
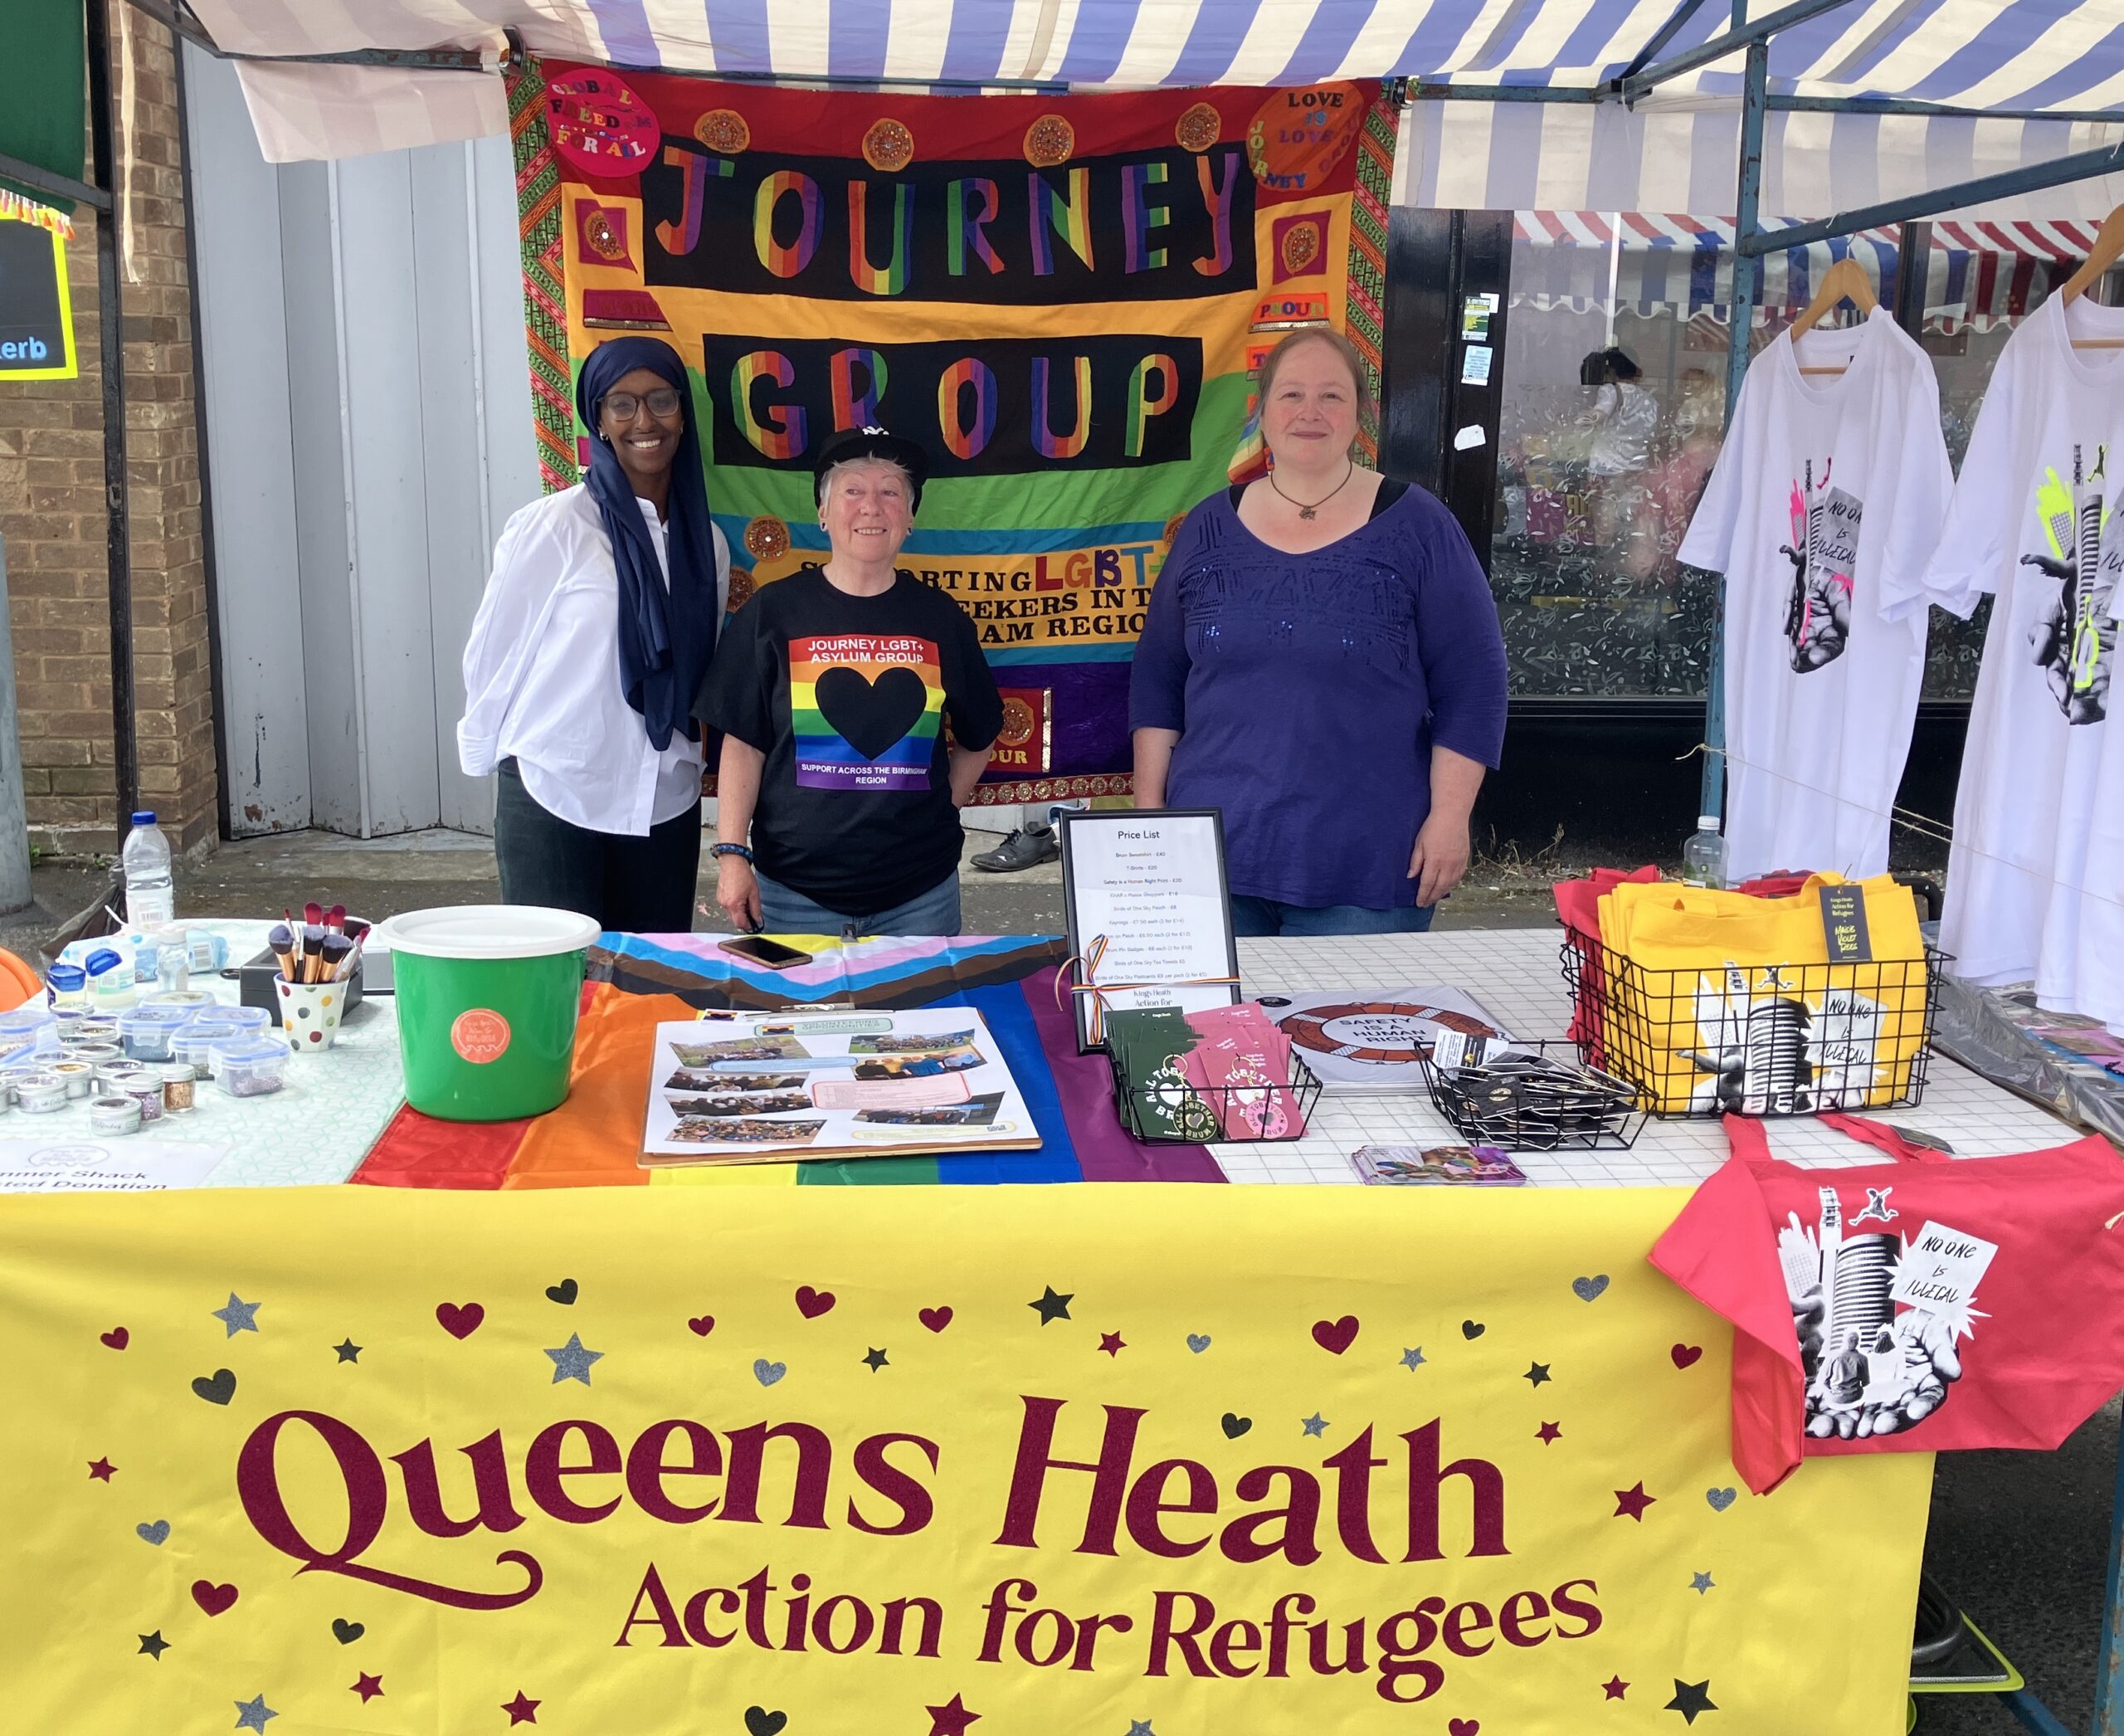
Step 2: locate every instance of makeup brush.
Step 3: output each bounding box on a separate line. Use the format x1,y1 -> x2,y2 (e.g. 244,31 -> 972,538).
321,935 -> 353,983
327,903 -> 346,936
305,900 -> 324,929
268,923 -> 296,983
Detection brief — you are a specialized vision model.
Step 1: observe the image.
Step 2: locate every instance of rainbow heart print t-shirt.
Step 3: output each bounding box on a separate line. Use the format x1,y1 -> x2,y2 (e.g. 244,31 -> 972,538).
698,567 -> 1005,915
792,632 -> 943,791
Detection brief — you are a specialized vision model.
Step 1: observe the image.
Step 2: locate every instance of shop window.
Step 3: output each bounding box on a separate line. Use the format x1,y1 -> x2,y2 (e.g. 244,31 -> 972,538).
1493,213 -> 2107,703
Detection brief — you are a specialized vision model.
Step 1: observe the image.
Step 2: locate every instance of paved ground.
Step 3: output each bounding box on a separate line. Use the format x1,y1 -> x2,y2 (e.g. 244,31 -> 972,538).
0,825 -> 2112,1726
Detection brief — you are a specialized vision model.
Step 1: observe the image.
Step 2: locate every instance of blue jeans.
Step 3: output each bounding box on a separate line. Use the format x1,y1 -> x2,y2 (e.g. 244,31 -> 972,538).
1228,895 -> 1436,938
754,869 -> 963,939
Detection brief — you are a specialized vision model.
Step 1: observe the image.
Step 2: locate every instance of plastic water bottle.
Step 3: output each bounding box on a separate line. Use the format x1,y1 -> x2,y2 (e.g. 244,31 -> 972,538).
122,811 -> 175,929
1681,816 -> 1727,890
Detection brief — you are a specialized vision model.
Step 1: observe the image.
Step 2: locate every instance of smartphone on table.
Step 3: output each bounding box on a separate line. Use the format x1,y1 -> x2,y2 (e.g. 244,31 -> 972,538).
718,934 -> 814,970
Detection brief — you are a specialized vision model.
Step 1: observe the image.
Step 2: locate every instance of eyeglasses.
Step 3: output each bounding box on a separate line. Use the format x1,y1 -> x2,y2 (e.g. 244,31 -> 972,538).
602,388 -> 683,422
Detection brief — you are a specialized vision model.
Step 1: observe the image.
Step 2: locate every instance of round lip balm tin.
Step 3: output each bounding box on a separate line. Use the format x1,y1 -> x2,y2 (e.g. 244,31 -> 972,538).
90,1095 -> 143,1135
17,1075 -> 69,1114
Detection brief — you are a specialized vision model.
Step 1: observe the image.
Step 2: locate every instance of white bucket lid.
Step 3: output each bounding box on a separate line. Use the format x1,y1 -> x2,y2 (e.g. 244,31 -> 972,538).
374,905 -> 601,962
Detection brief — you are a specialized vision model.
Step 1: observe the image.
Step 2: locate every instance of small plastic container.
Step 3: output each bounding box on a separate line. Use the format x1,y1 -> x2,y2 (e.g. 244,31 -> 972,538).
89,1095 -> 142,1136
0,1006 -> 59,1065
86,948 -> 137,1012
174,1020 -> 243,1078
212,1036 -> 291,1099
153,925 -> 192,994
46,963 -> 89,1012
16,1074 -> 68,1114
120,1078 -> 164,1124
158,1063 -> 197,1114
118,1004 -> 197,1063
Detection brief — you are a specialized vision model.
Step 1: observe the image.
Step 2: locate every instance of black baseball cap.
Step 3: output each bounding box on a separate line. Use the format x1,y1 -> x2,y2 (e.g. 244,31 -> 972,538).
812,425 -> 929,511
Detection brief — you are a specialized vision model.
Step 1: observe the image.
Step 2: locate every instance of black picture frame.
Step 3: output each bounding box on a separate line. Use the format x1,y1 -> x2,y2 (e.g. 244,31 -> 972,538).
1059,807 -> 1242,1053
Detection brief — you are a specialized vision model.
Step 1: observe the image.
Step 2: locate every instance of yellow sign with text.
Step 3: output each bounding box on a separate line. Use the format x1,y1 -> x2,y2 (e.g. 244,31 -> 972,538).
0,1184 -> 1927,1732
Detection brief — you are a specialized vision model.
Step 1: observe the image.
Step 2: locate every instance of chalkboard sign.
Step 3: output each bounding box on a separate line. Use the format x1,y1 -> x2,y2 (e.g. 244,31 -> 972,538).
0,216 -> 75,380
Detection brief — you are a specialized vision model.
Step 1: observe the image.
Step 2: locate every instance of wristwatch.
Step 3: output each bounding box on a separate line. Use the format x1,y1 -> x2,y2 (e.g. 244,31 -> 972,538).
711,843 -> 754,864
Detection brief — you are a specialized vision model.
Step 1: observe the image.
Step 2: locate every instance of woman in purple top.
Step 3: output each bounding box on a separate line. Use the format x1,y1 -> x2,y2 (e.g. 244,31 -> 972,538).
1130,329 -> 1509,936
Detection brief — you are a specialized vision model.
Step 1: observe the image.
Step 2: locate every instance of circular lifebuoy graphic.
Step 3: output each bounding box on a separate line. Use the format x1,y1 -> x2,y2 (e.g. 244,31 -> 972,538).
693,108 -> 751,154
1023,114 -> 1075,167
451,1009 -> 513,1065
1279,1002 -> 1500,1064
546,71 -> 660,180
862,118 -> 916,173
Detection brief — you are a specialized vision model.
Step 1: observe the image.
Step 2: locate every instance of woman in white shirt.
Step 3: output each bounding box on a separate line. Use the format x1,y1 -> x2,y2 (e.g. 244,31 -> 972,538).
458,337 -> 730,931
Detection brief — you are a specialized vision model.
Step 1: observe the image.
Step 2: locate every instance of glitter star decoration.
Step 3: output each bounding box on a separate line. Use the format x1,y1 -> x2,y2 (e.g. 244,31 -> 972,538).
1099,1332 -> 1125,1357
1602,1676 -> 1630,1700
1525,1361 -> 1552,1387
334,1339 -> 363,1364
1301,1412 -> 1329,1437
1537,1421 -> 1562,1444
501,1690 -> 541,1725
350,1673 -> 384,1703
88,1458 -> 116,1482
1401,1346 -> 1426,1371
543,1334 -> 603,1387
233,1695 -> 278,1732
214,1294 -> 262,1337
1666,1678 -> 1717,1724
1614,1482 -> 1656,1520
1028,1286 -> 1073,1324
136,1631 -> 168,1660
1691,1571 -> 1715,1594
862,1348 -> 889,1373
926,1693 -> 982,1736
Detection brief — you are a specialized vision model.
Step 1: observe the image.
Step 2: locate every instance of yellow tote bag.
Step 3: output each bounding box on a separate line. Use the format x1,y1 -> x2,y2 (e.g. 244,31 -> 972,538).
1595,875 -> 1928,1114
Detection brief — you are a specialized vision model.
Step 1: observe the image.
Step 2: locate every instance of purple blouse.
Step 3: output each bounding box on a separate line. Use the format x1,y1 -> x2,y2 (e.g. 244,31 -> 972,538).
1129,484 -> 1508,909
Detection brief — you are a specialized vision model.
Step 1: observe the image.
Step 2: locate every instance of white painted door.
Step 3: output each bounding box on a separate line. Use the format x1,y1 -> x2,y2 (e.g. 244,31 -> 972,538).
183,46 -> 538,837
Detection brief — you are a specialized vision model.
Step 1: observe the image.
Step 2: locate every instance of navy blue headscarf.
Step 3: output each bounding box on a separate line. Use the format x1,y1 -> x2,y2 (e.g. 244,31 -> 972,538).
576,338 -> 718,751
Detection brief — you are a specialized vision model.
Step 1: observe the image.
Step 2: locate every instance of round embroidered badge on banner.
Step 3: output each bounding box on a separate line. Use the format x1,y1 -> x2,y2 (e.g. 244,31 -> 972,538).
451,1010 -> 513,1065
546,71 -> 660,180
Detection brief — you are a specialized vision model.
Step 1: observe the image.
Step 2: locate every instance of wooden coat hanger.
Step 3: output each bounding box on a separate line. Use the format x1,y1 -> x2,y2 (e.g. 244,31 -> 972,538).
1786,257 -> 1879,374
2058,202 -> 2124,347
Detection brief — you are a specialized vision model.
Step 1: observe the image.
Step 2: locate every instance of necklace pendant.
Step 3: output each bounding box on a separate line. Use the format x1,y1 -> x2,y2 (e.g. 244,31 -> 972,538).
1298,505 -> 1317,520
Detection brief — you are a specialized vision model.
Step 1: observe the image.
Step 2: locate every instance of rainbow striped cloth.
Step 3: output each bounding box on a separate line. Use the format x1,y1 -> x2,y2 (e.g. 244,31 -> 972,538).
353,934 -> 1224,1189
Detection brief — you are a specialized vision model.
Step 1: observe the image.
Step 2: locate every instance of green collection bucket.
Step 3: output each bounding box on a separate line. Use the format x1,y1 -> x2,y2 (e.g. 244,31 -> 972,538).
375,905 -> 602,1122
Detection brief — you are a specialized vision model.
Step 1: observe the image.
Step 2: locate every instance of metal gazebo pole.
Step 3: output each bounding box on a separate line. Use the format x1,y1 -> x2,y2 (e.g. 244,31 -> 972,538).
1702,32 -> 1769,825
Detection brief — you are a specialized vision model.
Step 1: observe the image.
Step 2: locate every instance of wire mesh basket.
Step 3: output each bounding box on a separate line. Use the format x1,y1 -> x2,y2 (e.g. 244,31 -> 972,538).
1558,936 -> 1946,1119
1417,1038 -> 1648,1150
1108,1050 -> 1323,1144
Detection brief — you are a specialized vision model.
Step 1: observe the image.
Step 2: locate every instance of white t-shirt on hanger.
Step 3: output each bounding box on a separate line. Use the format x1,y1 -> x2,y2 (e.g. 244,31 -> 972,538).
1917,293 -> 2124,1000
1678,308 -> 1952,884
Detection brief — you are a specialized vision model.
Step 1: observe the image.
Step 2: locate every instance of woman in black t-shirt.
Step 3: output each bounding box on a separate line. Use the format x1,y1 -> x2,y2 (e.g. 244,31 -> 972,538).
695,427 -> 1003,938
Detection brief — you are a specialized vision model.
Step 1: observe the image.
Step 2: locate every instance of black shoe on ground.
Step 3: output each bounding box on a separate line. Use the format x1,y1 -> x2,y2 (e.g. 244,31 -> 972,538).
972,824 -> 1060,872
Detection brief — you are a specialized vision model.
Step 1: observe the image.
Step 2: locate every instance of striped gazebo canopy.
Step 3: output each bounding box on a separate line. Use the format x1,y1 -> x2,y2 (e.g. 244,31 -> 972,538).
191,0 -> 2124,186
1508,209 -> 2105,330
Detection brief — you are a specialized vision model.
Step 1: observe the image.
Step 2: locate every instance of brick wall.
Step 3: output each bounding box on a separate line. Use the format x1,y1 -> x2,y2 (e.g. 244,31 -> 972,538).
0,4 -> 216,857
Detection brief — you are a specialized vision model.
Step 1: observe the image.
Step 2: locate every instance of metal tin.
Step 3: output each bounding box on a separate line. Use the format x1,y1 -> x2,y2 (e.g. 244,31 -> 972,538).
89,1095 -> 142,1135
17,1075 -> 70,1114
119,1080 -> 164,1124
49,1061 -> 95,1099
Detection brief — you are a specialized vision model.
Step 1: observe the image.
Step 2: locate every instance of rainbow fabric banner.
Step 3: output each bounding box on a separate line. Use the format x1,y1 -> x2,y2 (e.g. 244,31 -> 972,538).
353,935 -> 1226,1189
0,1183 -> 1927,1732
529,67 -> 1391,801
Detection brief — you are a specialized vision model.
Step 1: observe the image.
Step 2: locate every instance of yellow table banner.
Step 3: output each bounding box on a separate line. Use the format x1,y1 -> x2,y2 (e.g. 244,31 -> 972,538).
0,1184 -> 1927,1732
